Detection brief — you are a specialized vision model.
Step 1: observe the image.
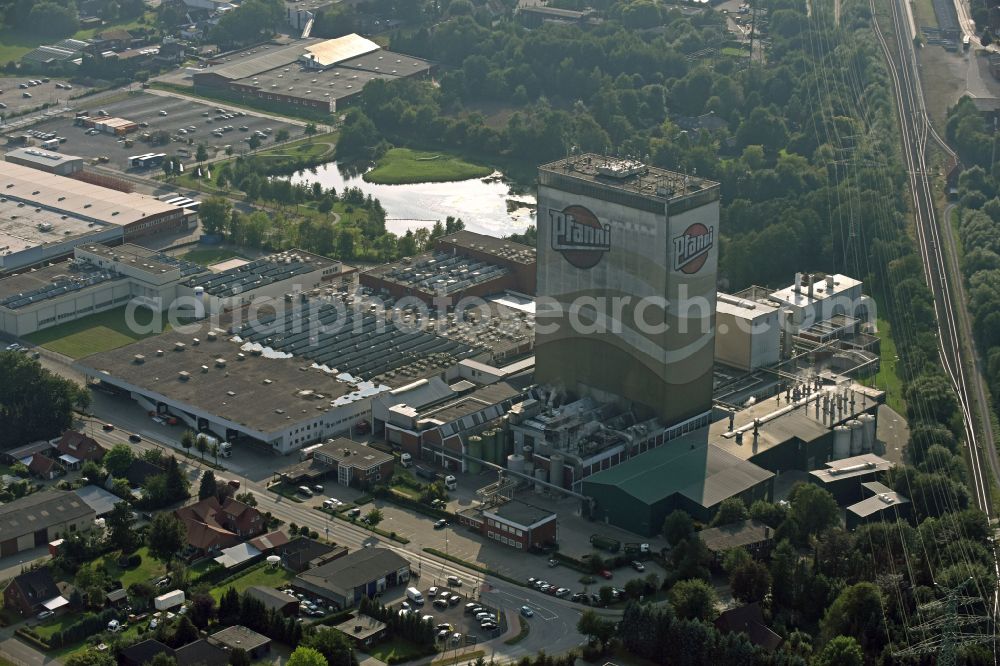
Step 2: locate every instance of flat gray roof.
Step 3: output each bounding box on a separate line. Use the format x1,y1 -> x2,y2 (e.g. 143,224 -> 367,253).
436,230 -> 536,265
809,453 -> 894,484
184,249 -> 334,296
316,438 -> 393,469
847,491 -> 909,518
539,153 -> 719,205
486,500 -> 554,527
78,243 -> 206,278
77,327 -> 378,435
0,259 -> 124,309
0,161 -> 179,226
698,519 -> 772,552
5,148 -> 85,168
242,65 -> 398,104
199,40 -> 324,81
210,625 -> 270,651
297,547 -> 409,590
0,490 -> 95,538
0,198 -> 115,256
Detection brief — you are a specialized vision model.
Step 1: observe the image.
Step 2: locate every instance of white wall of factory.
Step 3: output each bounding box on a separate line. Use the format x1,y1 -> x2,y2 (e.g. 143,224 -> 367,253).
0,278 -> 133,336
0,225 -> 122,272
714,293 -> 782,371
84,369 -> 374,454
534,179 -> 718,425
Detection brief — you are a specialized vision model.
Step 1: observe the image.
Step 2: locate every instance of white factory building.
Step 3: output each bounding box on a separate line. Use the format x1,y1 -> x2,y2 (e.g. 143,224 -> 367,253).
0,244 -> 207,337
768,272 -> 866,330
714,291 -> 782,371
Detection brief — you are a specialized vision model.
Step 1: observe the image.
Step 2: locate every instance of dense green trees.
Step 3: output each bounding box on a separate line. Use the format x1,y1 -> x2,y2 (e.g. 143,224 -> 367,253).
0,351 -> 90,450
211,0 -> 284,48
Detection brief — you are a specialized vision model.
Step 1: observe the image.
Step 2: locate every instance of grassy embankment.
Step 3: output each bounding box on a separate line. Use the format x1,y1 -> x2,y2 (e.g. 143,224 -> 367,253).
363,148 -> 493,184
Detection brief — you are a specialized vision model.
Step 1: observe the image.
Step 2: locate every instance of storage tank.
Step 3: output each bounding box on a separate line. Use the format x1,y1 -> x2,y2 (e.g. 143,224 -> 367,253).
847,419 -> 863,456
832,425 -> 851,460
859,413 -> 876,453
523,461 -> 535,479
481,429 -> 496,464
466,435 -> 483,475
549,452 -> 565,488
507,454 -> 525,476
488,429 -> 501,464
534,467 -> 546,492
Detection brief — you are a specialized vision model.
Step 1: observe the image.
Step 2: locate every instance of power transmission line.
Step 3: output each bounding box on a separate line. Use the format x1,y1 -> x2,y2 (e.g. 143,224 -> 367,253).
892,578 -> 995,666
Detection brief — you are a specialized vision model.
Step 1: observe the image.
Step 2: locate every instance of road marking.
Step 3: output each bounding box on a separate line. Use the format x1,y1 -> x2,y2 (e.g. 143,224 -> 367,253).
489,589 -> 558,621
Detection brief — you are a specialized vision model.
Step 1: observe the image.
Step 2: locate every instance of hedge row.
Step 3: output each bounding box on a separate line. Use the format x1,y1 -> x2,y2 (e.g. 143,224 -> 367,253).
15,628 -> 51,651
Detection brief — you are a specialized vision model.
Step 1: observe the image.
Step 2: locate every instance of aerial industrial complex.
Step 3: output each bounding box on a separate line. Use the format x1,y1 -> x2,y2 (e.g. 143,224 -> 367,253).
0,159 -> 198,271
191,34 -> 433,112
51,155 -> 892,540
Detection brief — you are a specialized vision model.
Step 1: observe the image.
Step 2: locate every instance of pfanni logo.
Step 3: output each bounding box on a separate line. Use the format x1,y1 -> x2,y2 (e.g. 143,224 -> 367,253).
550,205 -> 610,270
673,223 -> 714,274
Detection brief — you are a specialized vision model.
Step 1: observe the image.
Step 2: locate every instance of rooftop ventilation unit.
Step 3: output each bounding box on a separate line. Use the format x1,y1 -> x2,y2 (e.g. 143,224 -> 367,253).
215,358 -> 226,367
178,371 -> 190,381
133,354 -> 145,364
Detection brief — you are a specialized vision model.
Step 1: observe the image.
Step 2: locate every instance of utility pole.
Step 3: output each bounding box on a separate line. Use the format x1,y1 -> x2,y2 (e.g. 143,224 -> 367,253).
892,578 -> 995,666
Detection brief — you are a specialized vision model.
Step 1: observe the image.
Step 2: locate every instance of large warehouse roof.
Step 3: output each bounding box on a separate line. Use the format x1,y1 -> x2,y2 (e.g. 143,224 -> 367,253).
303,34 -> 379,68
0,161 -> 178,226
5,148 -> 85,170
78,328 -> 382,435
199,40 -> 324,82
584,437 -> 773,508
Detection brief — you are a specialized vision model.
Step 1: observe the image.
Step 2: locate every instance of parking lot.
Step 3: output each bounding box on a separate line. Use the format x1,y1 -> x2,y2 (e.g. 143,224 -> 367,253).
394,580 -> 506,649
12,92 -> 301,172
0,76 -> 90,117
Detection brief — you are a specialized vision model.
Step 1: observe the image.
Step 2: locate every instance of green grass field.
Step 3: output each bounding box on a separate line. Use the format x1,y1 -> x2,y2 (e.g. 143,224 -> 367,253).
865,317 -> 905,414
209,562 -> 295,601
363,148 -> 493,185
913,0 -> 938,28
24,306 -> 170,359
180,247 -> 248,266
86,547 -> 166,589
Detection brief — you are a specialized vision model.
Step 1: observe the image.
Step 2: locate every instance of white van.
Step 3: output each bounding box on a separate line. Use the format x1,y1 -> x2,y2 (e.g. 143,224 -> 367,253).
444,475 -> 457,491
406,587 -> 424,605
400,453 -> 413,467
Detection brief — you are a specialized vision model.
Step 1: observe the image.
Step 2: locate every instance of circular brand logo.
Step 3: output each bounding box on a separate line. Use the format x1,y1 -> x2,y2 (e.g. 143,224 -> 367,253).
676,223 -> 712,274
553,205 -> 609,270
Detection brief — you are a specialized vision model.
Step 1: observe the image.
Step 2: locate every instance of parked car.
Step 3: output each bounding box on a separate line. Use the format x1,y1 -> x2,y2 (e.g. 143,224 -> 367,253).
36,610 -> 53,620
548,559 -> 559,567
312,484 -> 324,493
555,588 -> 570,598
520,605 -> 533,618
433,598 -> 448,610
428,586 -> 440,597
599,569 -> 613,579
434,519 -> 448,529
631,561 -> 645,572
298,486 -> 314,497
448,595 -> 461,606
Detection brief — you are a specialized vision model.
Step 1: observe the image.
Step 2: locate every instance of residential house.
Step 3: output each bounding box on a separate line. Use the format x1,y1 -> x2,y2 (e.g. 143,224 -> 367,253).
175,496 -> 266,555
53,431 -> 107,464
714,603 -> 782,651
155,41 -> 187,65
248,530 -> 290,554
28,454 -> 63,480
698,520 -> 775,567
121,638 -> 228,666
95,29 -> 133,50
3,568 -> 67,616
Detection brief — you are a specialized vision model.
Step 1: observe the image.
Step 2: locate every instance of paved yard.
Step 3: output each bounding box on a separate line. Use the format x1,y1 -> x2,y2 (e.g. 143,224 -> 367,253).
0,77 -> 92,118
12,92 -> 302,173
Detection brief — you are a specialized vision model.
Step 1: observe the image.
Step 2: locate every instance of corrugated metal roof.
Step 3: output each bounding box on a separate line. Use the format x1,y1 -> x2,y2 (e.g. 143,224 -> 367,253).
198,40 -> 322,81
583,435 -> 773,508
303,34 -> 379,68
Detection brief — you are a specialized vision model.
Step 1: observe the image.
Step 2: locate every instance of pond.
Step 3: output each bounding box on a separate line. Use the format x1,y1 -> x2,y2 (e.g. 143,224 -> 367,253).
288,163 -> 536,238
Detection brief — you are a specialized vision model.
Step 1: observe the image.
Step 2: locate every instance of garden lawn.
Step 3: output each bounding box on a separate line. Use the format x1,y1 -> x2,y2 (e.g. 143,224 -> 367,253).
24,306 -> 169,359
87,547 -> 166,589
863,317 -> 904,414
209,563 -> 295,601
363,148 -> 493,184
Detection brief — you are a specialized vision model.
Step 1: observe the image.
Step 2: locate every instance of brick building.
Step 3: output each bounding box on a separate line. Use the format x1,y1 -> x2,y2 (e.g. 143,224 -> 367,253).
457,500 -> 557,551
